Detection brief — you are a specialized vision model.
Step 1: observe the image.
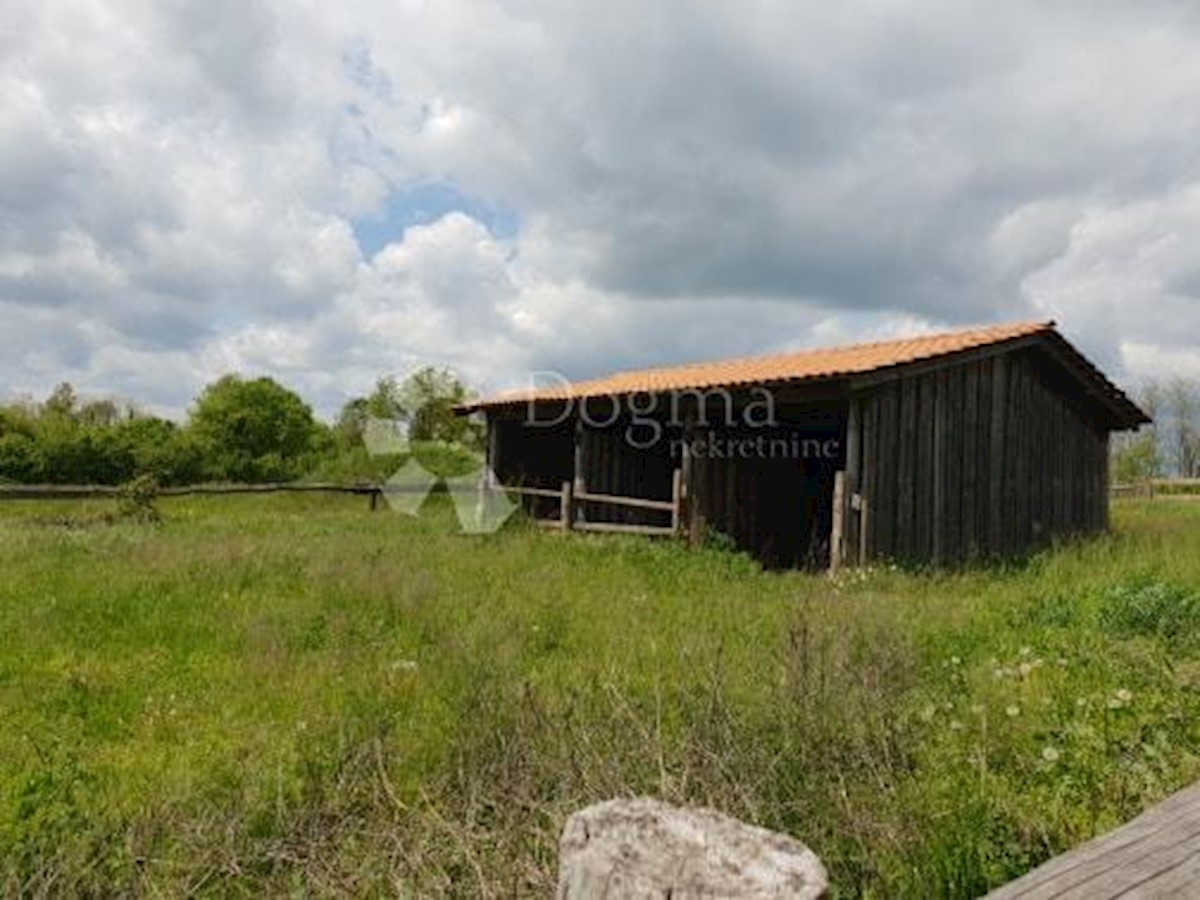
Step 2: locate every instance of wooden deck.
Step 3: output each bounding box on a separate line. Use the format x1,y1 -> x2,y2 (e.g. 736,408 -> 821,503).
986,781 -> 1200,898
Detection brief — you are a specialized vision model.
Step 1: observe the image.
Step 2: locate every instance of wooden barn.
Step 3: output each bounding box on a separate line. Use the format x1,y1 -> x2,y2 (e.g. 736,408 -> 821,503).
464,321 -> 1149,570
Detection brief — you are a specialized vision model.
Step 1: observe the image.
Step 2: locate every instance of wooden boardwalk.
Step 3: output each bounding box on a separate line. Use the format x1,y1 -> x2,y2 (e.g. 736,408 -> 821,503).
986,781 -> 1200,898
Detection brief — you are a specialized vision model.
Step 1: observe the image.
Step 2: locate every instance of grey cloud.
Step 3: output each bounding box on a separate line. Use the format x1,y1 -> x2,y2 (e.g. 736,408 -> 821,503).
3,0 -> 1199,413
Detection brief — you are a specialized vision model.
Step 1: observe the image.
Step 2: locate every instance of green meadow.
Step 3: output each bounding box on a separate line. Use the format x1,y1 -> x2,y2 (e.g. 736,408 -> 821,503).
2,495 -> 1199,897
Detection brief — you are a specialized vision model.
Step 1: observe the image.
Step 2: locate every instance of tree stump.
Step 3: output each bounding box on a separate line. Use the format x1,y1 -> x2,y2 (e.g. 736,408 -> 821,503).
557,797 -> 827,899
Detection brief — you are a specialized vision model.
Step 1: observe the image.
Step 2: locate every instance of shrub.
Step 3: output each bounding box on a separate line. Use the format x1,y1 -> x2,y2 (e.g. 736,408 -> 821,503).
114,474 -> 161,524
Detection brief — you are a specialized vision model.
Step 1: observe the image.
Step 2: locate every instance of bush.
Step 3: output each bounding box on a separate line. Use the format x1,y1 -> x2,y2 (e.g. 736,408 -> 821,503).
190,376 -> 322,483
0,433 -> 41,482
114,474 -> 161,524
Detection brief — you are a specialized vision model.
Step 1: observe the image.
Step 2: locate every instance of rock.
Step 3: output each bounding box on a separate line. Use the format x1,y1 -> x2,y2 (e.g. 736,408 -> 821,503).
557,797 -> 827,899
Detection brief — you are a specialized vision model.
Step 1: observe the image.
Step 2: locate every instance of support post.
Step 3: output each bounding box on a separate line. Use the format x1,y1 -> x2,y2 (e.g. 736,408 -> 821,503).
844,398 -> 862,567
670,468 -> 683,536
486,414 -> 500,484
573,418 -> 586,526
561,480 -> 574,531
858,496 -> 869,567
829,470 -> 846,574
682,410 -> 701,546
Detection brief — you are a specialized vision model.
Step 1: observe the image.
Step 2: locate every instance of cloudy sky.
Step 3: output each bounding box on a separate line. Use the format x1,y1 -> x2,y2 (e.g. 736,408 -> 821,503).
3,0 -> 1200,418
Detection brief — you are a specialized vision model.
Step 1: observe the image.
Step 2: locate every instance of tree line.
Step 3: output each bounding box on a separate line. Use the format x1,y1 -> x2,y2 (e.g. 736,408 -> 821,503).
3,367 -> 1188,488
1112,377 -> 1200,483
0,368 -> 482,486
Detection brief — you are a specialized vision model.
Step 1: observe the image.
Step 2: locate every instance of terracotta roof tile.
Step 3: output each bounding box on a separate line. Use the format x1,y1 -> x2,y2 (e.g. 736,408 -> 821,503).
469,320 -> 1056,408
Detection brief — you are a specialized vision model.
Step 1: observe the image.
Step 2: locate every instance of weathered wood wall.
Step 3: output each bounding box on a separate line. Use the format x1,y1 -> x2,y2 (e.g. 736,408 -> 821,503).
489,411 -> 574,519
577,419 -> 677,527
686,405 -> 843,570
851,346 -> 1110,565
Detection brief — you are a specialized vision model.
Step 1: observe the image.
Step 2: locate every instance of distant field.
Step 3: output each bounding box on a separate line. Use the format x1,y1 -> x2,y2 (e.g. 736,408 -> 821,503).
2,495 -> 1199,897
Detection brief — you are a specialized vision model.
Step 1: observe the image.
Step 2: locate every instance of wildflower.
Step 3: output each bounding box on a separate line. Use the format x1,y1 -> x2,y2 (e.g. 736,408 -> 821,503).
1042,746 -> 1061,763
1019,662 -> 1033,677
950,719 -> 964,731
1019,646 -> 1032,657
1108,688 -> 1133,710
950,656 -> 961,666
919,705 -> 936,723
1006,705 -> 1021,718
1076,697 -> 1087,707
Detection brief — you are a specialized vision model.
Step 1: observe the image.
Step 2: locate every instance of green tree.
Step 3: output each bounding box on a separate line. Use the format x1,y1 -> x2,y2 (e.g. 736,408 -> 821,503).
113,417 -> 205,485
189,376 -> 320,482
0,432 -> 40,482
42,382 -> 78,419
1112,431 -> 1161,485
397,366 -> 483,448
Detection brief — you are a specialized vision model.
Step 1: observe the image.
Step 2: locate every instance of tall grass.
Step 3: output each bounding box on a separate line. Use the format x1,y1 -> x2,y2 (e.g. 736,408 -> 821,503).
1,496 -> 1198,896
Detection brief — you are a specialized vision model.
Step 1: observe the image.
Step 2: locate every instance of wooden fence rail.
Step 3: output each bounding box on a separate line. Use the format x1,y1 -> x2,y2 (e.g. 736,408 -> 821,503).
1111,479 -> 1200,499
0,479 -> 687,535
491,470 -> 684,539
0,481 -> 482,511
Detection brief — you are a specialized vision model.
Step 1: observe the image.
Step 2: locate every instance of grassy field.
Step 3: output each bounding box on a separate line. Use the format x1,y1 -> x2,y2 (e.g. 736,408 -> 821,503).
2,495 -> 1199,897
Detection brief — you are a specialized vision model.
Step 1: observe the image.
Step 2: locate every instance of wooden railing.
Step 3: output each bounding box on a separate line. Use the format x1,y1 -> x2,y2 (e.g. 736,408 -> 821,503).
1,475 -> 688,537
0,481 -> 474,512
1111,478 -> 1200,499
494,469 -> 684,537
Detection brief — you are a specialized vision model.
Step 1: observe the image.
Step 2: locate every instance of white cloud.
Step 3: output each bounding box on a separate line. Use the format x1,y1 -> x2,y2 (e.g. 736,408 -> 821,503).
2,0 -> 1199,418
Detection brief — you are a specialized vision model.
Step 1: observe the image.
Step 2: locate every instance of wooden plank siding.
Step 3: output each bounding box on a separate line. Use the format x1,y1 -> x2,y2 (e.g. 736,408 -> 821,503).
852,347 -> 1111,566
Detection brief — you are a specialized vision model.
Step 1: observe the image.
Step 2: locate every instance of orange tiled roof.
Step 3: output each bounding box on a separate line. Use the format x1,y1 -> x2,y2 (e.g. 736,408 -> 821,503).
469,320 -> 1057,409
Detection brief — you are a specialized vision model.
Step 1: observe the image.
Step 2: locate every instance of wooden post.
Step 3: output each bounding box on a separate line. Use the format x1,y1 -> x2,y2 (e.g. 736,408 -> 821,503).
573,419 -> 586,526
670,468 -> 683,536
844,398 -> 862,567
486,414 -> 500,482
561,480 -> 574,531
829,470 -> 846,574
682,411 -> 700,545
858,496 -> 869,567
369,488 -> 380,512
